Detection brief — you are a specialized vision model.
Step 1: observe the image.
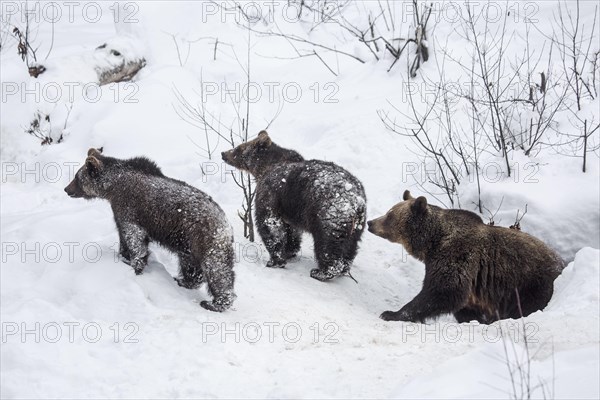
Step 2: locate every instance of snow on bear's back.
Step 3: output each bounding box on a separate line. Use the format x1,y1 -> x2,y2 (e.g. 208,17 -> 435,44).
305,160 -> 367,230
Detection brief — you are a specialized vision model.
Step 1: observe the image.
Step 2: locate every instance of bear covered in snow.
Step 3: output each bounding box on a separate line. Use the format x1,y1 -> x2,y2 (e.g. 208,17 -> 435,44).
367,190 -> 564,323
64,148 -> 235,312
222,131 -> 367,281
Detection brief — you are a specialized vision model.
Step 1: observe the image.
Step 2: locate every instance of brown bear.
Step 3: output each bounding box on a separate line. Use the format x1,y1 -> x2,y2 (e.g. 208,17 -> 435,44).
367,190 -> 564,324
221,131 -> 366,281
64,148 -> 236,312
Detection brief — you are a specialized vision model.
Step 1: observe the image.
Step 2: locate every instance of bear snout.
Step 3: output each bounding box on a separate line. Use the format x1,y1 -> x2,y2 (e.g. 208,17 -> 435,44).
64,181 -> 82,198
64,184 -> 74,197
367,219 -> 378,234
367,218 -> 388,239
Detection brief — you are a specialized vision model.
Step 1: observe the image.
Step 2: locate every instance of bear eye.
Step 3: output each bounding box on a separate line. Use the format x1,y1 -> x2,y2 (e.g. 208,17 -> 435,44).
111,50 -> 121,57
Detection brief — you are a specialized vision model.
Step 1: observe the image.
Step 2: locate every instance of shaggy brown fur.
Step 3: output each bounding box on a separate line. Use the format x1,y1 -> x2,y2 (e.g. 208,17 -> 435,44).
222,131 -> 366,281
64,148 -> 236,312
368,190 -> 564,323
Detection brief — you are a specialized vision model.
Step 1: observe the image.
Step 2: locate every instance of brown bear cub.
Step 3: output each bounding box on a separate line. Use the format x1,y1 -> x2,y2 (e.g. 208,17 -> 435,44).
64,148 -> 236,312
368,190 -> 564,324
222,131 -> 366,281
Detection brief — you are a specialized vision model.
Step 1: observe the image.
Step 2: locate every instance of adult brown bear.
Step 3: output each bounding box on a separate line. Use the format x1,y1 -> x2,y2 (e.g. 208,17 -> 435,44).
368,191 -> 564,323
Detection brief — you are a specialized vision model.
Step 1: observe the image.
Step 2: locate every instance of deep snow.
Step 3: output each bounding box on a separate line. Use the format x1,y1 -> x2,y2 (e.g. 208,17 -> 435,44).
1,1 -> 599,398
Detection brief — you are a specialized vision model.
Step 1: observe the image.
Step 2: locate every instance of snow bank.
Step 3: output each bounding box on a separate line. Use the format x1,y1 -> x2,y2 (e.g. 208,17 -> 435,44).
394,248 -> 600,399
394,343 -> 599,399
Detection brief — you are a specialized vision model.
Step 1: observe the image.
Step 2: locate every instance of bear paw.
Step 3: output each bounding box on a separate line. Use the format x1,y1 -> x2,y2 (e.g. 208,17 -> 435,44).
200,301 -> 223,312
266,259 -> 286,268
310,268 -> 338,282
283,251 -> 300,261
200,296 -> 235,313
379,310 -> 401,321
133,266 -> 145,275
174,277 -> 201,290
131,257 -> 147,275
380,310 -> 418,322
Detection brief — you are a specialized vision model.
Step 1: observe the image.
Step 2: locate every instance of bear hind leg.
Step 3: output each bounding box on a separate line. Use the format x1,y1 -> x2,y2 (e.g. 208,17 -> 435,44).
174,253 -> 203,289
199,250 -> 236,312
283,225 -> 302,261
310,235 -> 349,282
507,283 -> 554,319
340,233 -> 360,275
454,307 -> 495,324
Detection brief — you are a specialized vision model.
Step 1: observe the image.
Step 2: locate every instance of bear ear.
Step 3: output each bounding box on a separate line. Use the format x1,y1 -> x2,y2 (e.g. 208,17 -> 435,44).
413,196 -> 428,214
87,147 -> 103,157
403,190 -> 414,201
257,130 -> 272,146
85,156 -> 103,177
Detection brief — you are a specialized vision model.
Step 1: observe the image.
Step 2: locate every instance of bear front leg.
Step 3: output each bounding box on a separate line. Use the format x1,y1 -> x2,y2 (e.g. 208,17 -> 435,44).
380,287 -> 469,323
380,291 -> 436,322
120,222 -> 149,275
115,221 -> 131,264
256,210 -> 289,268
381,265 -> 471,322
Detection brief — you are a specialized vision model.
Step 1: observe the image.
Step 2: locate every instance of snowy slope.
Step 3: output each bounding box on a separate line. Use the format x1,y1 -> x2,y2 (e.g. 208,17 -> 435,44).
1,1 -> 599,398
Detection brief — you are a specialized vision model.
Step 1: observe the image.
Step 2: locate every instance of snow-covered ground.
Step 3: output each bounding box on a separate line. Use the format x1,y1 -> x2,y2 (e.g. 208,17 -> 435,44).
1,1 -> 599,398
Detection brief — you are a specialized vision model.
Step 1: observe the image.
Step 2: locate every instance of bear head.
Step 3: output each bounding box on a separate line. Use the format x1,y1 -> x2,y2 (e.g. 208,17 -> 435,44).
367,190 -> 433,261
64,148 -> 106,199
221,130 -> 303,177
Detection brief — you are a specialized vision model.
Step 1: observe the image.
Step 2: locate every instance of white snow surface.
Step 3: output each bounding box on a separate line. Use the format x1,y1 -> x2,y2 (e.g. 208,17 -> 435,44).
1,1 -> 599,398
